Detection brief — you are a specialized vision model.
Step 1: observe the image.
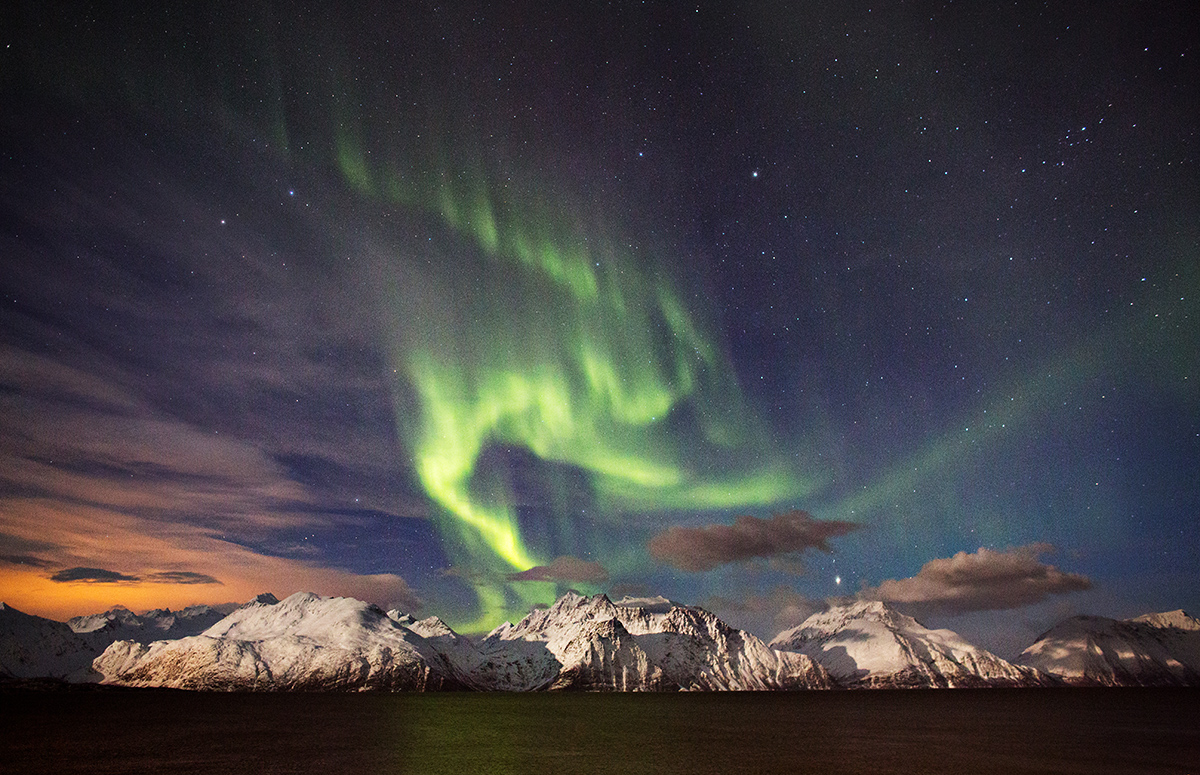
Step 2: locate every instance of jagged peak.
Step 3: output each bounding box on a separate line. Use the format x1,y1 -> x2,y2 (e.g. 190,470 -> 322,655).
408,616 -> 461,640
498,592 -> 620,640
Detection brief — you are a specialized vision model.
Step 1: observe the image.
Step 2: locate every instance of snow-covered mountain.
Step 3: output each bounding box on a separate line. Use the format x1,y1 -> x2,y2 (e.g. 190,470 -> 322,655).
14,590 -> 1200,691
0,603 -> 101,681
474,592 -> 832,691
93,591 -> 831,691
771,600 -> 1050,688
1,595 -> 277,684
94,592 -> 466,690
69,603 -> 235,644
1016,610 -> 1200,686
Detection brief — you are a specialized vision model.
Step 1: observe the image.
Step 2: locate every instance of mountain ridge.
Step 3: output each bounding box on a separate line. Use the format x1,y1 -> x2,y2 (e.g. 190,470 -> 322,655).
5,592 -> 1199,689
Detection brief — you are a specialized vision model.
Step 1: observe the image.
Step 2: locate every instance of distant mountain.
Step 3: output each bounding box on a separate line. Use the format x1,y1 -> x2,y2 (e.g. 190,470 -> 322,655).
473,592 -> 832,691
0,603 -> 100,681
1016,610 -> 1200,686
1,595 -> 275,684
69,603 -> 234,644
94,592 -> 466,690
770,600 -> 1050,688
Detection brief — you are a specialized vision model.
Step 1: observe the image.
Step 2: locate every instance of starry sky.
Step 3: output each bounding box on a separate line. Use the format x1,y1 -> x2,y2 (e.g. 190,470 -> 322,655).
1,1 -> 1196,656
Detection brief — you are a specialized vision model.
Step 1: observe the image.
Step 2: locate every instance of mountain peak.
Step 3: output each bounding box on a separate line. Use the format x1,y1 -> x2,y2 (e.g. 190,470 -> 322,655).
478,590 -> 830,691
772,599 -> 1042,688
774,599 -> 918,644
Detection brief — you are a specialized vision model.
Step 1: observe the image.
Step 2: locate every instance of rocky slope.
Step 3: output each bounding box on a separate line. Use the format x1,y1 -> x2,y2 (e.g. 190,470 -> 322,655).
771,600 -> 1050,688
1016,610 -> 1200,686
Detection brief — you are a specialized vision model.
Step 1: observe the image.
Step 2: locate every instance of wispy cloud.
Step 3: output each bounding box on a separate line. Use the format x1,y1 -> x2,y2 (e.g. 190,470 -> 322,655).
0,130 -> 433,626
648,509 -> 860,572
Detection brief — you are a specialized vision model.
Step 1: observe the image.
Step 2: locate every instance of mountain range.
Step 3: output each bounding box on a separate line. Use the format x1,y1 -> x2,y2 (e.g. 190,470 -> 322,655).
4,591 -> 1198,690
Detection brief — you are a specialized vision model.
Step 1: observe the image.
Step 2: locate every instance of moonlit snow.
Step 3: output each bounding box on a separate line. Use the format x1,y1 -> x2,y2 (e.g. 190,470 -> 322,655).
5,591 -> 1198,690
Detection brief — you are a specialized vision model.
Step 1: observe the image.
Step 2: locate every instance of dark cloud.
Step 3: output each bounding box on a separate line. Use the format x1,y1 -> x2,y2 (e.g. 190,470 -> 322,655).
508,556 -> 609,584
0,554 -> 58,568
0,530 -> 62,563
0,533 -> 61,568
648,510 -> 861,572
861,543 -> 1092,615
145,571 -> 223,585
50,566 -> 140,583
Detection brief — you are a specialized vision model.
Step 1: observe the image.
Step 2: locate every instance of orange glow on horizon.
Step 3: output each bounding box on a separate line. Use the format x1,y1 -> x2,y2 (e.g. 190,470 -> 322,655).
0,567 -> 267,621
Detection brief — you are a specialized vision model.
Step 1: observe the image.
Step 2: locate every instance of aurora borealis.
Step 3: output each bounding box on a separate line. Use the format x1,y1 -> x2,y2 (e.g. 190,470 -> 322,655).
372,149 -> 816,628
1,1 -> 1196,654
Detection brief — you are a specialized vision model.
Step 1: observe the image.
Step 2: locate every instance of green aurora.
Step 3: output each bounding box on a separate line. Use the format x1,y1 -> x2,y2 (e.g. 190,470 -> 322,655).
358,147 -> 816,630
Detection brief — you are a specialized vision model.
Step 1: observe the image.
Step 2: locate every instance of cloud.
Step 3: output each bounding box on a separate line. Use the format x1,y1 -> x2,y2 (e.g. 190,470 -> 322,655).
50,567 -> 223,585
861,543 -> 1092,614
508,555 -> 609,583
648,509 -> 861,572
145,571 -> 223,585
0,554 -> 58,568
50,566 -> 140,583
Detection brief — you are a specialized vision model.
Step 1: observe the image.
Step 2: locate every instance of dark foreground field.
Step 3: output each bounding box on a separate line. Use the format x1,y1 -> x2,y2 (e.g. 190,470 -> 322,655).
3,688 -> 1198,774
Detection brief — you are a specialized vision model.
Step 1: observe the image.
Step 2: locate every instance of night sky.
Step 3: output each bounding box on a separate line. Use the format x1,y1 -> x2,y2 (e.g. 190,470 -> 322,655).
1,1 -> 1196,657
